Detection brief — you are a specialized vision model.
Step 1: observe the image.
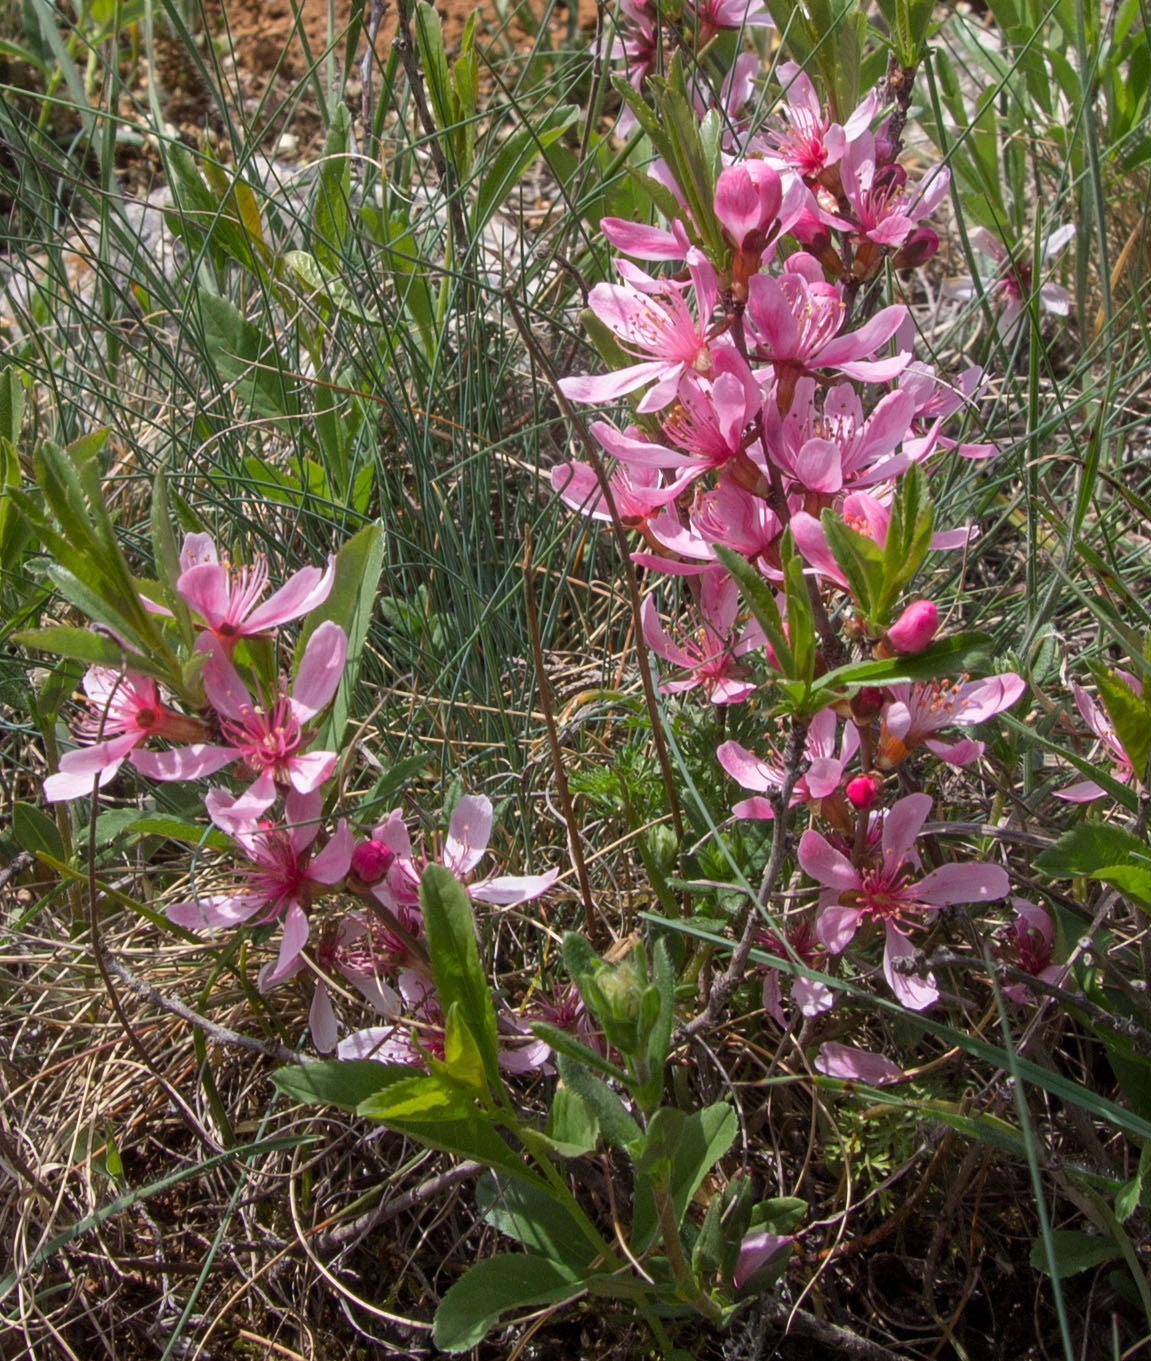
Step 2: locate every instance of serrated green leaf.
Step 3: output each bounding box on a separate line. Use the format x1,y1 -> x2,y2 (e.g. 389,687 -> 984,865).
821,509 -> 884,614
713,542 -> 793,675
1034,822 -> 1148,879
359,1072 -> 476,1121
544,1084 -> 599,1156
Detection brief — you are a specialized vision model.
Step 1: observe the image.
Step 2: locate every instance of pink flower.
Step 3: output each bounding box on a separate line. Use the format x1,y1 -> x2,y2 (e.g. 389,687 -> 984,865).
800,793 -> 1010,1009
994,899 -> 1064,1003
756,916 -> 834,1024
44,668 -> 211,802
759,63 -> 878,183
641,567 -> 764,703
559,250 -> 721,413
876,673 -> 1025,769
1054,671 -> 1142,801
551,459 -> 694,528
369,795 -> 559,910
167,789 -> 353,985
337,969 -> 445,1067
176,533 -> 334,653
838,132 -> 950,267
946,225 -> 1075,339
134,621 -> 347,819
718,706 -> 859,818
744,257 -> 910,407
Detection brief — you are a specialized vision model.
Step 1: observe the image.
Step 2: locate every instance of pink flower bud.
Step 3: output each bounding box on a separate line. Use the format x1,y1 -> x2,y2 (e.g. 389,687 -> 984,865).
714,162 -> 782,253
350,838 -> 395,885
885,600 -> 938,655
892,227 -> 940,271
845,772 -> 883,811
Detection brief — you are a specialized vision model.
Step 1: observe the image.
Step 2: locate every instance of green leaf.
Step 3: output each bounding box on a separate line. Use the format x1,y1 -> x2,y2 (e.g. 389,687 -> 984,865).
312,103 -> 352,271
749,1196 -> 808,1234
197,292 -> 297,421
13,801 -> 64,862
272,1059 -> 415,1112
359,1073 -> 476,1122
1034,822 -> 1148,879
809,631 -> 992,700
1091,665 -> 1151,780
633,1102 -> 738,1251
433,1001 -> 487,1095
544,1084 -> 600,1156
554,1055 -> 640,1150
644,937 -> 676,1078
470,106 -> 580,237
476,1172 -> 598,1270
821,509 -> 884,614
1029,1229 -> 1122,1278
713,542 -> 793,676
432,1253 -> 584,1352
296,522 -> 385,749
419,863 -> 501,1087
1094,864 -> 1151,909
635,1106 -> 686,1180
14,626 -> 169,678
534,1022 -> 632,1086
124,815 -> 231,853
0,366 -> 25,445
781,529 -> 815,689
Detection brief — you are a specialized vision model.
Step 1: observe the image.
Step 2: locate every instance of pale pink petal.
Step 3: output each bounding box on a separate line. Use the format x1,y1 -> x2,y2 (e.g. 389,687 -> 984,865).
167,893 -> 262,930
288,750 -> 338,794
200,645 -> 252,721
917,861 -> 1009,906
816,1041 -> 905,1084
799,830 -> 859,893
265,901 -> 310,985
291,621 -> 347,720
882,793 -> 932,865
804,757 -> 843,800
717,740 -> 774,791
732,796 -> 776,820
469,868 -> 559,905
446,794 -> 494,874
1053,778 -> 1105,802
883,926 -> 938,1009
177,562 -> 232,629
179,532 -> 218,572
817,905 -> 865,953
44,732 -> 141,801
131,744 -> 235,782
244,557 -> 335,632
309,820 -> 355,884
309,982 -> 339,1053
794,976 -> 835,1016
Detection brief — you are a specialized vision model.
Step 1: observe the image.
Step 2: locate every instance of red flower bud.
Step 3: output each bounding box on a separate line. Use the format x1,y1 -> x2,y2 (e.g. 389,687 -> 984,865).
845,772 -> 884,811
350,838 -> 395,885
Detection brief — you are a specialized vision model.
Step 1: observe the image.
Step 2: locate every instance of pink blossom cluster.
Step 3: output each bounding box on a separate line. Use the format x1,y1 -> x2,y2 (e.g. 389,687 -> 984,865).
43,535 -> 563,1061
553,65 -> 1043,1015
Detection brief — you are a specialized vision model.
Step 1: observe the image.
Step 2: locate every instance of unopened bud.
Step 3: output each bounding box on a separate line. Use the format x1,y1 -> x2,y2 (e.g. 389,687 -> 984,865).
350,838 -> 395,886
885,600 -> 938,655
892,227 -> 940,271
845,772 -> 884,811
851,687 -> 886,723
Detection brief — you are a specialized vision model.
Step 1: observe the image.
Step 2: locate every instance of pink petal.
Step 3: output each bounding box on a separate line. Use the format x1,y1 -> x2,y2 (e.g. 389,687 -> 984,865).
816,1041 -> 905,1084
732,796 -> 776,820
288,750 -> 338,794
265,901 -> 310,985
794,976 -> 835,1016
309,820 -> 355,884
177,562 -> 231,629
244,557 -> 335,632
291,621 -> 347,719
717,740 -> 774,791
44,732 -> 141,801
200,645 -> 252,722
469,869 -> 559,905
817,904 -> 865,953
446,795 -> 493,874
309,982 -> 339,1053
882,793 -> 932,865
917,862 -> 1009,906
131,744 -> 235,782
883,926 -> 938,1009
167,892 -> 262,930
799,830 -> 859,892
